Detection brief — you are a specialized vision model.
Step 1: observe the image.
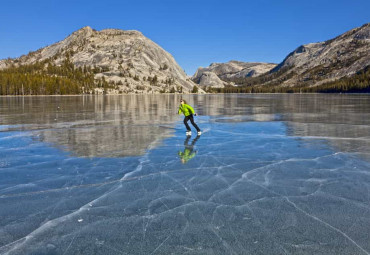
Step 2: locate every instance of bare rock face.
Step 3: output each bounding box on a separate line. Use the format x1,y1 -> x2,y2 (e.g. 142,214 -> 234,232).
268,23 -> 370,87
195,71 -> 228,88
192,61 -> 277,87
0,26 -> 201,94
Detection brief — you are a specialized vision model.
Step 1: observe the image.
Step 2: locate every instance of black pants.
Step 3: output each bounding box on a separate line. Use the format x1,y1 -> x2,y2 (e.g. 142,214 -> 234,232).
184,114 -> 200,132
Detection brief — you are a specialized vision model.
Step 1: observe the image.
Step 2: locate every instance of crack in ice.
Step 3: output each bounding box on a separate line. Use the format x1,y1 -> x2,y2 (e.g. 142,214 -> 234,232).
285,197 -> 370,255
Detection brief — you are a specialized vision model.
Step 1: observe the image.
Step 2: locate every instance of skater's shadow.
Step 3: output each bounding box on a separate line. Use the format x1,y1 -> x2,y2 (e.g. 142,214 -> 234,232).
178,135 -> 200,164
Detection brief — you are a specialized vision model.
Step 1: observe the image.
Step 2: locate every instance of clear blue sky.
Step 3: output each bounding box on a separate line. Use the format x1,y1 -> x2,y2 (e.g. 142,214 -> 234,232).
1,0 -> 369,75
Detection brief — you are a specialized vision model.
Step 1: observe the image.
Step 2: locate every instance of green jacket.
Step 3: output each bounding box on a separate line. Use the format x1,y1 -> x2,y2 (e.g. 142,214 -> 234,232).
178,103 -> 195,116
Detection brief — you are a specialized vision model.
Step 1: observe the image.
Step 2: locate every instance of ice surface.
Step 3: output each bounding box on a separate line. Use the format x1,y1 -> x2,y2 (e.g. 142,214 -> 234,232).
1,94 -> 370,254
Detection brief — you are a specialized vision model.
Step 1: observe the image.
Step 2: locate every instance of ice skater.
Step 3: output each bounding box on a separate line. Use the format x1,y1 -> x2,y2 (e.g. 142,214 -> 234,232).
178,99 -> 201,136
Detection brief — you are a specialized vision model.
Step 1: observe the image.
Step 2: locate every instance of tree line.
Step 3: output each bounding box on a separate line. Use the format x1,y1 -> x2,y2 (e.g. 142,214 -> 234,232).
0,58 -> 110,95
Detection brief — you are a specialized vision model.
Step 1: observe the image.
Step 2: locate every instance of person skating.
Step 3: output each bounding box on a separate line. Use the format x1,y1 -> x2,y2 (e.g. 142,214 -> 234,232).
178,99 -> 201,136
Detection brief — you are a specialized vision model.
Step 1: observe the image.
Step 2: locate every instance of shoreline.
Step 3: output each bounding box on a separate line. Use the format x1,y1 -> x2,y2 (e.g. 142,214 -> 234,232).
1,92 -> 370,97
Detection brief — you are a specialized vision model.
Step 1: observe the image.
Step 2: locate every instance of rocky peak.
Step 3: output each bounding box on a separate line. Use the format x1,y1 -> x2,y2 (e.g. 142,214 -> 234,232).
73,26 -> 94,34
268,23 -> 370,87
0,26 -> 201,94
192,61 -> 277,87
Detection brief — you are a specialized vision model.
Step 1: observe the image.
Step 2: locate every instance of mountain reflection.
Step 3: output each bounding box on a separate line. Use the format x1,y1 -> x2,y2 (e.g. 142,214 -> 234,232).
1,94 -> 369,159
191,94 -> 370,158
0,95 -> 184,157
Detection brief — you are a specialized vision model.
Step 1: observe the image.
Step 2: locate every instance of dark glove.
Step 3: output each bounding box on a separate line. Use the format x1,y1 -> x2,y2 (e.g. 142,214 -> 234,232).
194,113 -> 197,116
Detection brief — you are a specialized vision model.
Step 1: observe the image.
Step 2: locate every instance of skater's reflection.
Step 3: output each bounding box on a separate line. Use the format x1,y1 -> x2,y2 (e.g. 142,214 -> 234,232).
178,135 -> 200,164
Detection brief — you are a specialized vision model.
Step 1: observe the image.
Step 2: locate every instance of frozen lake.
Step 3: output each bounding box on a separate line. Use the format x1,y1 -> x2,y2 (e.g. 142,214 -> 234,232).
1,94 -> 370,254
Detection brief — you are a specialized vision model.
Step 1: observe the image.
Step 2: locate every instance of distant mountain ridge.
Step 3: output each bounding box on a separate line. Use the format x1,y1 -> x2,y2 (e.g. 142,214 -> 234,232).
193,23 -> 370,92
192,61 -> 277,88
265,23 -> 370,87
0,26 -> 200,95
